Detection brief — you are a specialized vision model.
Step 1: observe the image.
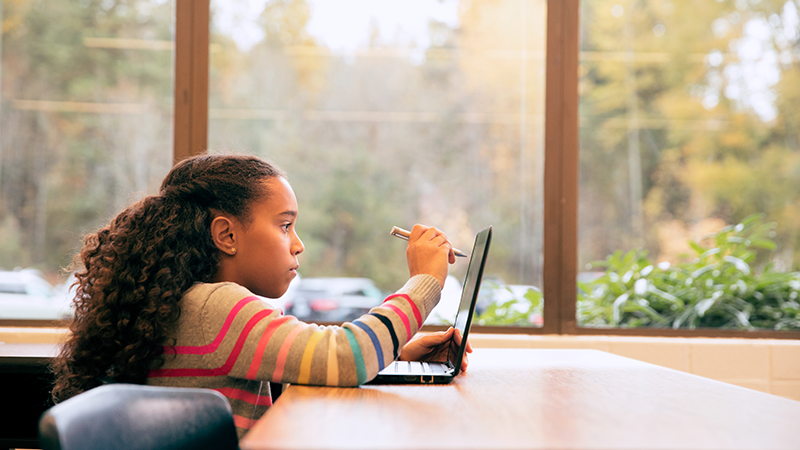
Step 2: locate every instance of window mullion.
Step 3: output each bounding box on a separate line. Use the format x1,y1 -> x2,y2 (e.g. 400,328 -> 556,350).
173,0 -> 210,162
543,0 -> 579,335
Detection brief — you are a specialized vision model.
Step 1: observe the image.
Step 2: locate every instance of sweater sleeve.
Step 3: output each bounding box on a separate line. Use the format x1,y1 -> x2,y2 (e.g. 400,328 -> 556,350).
198,275 -> 440,386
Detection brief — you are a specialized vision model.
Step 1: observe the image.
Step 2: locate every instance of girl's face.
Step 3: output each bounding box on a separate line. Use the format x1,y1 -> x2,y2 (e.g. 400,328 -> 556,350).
224,176 -> 305,298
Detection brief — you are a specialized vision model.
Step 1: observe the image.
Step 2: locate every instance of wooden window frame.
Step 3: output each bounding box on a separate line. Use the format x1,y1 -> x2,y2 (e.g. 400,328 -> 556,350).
171,0 -> 799,340
173,0 -> 210,162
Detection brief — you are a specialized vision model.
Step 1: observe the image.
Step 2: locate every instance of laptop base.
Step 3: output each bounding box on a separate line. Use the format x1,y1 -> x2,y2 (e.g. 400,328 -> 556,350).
365,373 -> 454,384
367,360 -> 455,385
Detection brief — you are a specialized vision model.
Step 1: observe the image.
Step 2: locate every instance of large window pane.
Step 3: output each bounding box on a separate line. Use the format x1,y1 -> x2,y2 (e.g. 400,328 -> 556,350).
209,0 -> 546,327
579,0 -> 800,331
0,0 -> 175,320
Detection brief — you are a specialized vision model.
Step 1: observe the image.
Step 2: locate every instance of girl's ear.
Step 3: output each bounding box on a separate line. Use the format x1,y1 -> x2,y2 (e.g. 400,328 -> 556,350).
210,215 -> 238,256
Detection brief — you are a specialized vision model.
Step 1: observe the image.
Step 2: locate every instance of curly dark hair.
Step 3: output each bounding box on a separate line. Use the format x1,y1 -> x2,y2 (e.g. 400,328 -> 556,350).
51,154 -> 285,402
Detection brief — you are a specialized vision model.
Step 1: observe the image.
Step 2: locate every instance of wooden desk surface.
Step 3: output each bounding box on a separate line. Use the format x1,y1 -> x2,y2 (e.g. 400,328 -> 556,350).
241,348 -> 800,450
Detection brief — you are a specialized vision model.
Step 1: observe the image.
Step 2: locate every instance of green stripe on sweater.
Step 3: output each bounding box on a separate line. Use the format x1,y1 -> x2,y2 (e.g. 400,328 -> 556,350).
344,327 -> 367,384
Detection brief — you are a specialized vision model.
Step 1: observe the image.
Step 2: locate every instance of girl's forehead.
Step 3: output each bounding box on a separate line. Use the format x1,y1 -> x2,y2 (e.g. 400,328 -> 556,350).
259,177 -> 298,211
273,176 -> 293,192
270,176 -> 295,198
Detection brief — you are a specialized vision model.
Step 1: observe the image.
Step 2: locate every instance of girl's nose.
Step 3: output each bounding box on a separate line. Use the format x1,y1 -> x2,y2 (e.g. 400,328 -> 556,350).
293,234 -> 305,255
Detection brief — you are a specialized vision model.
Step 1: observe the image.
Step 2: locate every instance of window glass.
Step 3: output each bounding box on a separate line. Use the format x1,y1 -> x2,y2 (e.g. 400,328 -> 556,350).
209,0 -> 546,327
579,0 -> 800,331
0,0 -> 175,320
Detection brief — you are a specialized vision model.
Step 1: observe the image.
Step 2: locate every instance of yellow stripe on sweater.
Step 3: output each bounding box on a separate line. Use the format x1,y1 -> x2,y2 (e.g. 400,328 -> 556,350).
326,332 -> 339,385
297,331 -> 324,384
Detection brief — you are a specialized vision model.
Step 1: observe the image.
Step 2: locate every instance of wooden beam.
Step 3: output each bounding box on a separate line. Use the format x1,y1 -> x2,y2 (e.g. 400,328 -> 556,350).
173,0 -> 209,163
543,0 -> 579,334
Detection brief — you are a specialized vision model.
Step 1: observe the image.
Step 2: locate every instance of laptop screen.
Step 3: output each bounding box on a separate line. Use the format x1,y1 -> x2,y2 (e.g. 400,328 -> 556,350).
449,226 -> 492,375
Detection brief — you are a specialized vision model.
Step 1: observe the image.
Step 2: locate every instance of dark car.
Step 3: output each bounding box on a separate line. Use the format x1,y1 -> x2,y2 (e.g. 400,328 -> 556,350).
285,277 -> 384,322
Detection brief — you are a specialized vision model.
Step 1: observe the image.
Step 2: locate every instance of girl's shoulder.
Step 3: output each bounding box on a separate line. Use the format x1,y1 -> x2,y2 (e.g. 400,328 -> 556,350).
175,282 -> 265,346
183,281 -> 257,312
184,280 -> 251,298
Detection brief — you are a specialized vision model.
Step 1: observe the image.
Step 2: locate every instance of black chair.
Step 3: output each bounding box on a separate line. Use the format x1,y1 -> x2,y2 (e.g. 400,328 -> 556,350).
38,384 -> 239,450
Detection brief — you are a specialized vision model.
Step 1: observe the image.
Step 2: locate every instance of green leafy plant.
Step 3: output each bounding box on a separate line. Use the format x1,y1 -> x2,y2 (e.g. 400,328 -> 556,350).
577,214 -> 800,330
474,281 -> 543,326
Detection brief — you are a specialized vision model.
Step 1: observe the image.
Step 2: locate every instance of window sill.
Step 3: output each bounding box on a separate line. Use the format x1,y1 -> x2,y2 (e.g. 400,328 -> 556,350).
0,326 -> 69,344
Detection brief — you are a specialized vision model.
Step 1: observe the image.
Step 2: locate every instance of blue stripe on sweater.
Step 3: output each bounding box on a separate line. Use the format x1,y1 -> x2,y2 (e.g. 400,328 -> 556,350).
353,320 -> 385,370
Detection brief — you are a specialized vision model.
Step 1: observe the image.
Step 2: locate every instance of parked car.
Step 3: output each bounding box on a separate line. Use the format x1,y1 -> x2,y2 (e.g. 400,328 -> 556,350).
285,277 -> 384,322
426,276 -> 543,326
475,280 -> 542,326
0,268 -> 73,320
424,275 -> 463,325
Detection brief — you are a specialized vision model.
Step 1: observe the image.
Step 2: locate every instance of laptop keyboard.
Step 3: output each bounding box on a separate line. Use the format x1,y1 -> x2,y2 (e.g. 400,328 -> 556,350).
391,361 -> 449,374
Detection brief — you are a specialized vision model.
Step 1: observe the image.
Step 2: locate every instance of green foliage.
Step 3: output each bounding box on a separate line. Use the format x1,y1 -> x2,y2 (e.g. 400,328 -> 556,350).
578,214 -> 800,330
473,281 -> 543,326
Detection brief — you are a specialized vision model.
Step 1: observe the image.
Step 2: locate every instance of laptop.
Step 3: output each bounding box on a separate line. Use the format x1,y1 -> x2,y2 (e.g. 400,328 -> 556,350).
369,226 -> 492,384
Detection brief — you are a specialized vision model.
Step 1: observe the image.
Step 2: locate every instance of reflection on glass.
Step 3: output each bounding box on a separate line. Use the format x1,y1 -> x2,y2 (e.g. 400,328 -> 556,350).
208,0 -> 546,327
0,1 -> 175,319
578,0 -> 800,330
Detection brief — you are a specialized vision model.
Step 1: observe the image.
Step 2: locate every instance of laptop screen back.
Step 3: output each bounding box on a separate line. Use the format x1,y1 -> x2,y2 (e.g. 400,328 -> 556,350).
449,226 -> 492,376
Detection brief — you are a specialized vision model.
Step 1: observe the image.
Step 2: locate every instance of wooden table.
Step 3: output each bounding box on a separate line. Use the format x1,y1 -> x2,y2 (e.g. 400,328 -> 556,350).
241,348 -> 800,450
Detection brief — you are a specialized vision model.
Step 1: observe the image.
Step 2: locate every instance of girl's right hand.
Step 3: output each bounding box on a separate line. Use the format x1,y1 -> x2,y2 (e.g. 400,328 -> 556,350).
406,224 -> 456,289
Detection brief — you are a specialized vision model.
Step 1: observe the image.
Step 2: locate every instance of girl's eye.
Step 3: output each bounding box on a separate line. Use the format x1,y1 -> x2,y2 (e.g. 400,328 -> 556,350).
282,223 -> 292,231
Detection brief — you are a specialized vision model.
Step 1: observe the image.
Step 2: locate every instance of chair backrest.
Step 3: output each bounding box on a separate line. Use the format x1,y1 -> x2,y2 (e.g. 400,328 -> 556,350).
39,384 -> 239,450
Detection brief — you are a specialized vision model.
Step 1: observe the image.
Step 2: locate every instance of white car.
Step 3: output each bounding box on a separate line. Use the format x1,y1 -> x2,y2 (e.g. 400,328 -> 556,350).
0,269 -> 73,320
424,275 -> 463,325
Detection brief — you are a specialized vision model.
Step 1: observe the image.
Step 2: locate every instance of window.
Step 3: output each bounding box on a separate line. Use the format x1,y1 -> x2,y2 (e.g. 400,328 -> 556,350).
207,0 -> 546,328
578,0 -> 800,333
0,0 -> 175,321
3,0 -> 797,338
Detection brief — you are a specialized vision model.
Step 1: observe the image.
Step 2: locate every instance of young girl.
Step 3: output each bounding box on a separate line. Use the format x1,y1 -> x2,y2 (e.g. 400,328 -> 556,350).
52,154 -> 471,438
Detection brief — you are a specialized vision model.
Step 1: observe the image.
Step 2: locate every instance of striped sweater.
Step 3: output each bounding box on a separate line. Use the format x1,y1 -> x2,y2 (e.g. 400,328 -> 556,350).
146,274 -> 441,438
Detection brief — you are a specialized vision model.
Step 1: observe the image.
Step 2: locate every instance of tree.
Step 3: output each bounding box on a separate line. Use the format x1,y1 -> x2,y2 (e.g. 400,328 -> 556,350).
579,0 -> 800,273
0,0 -> 174,276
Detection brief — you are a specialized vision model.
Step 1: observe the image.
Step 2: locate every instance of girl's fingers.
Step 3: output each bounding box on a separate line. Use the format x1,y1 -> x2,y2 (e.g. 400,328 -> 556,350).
413,328 -> 452,349
428,328 -> 454,346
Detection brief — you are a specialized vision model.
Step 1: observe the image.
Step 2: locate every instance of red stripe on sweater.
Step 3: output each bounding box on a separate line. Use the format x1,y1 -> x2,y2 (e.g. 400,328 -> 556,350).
233,414 -> 257,430
381,303 -> 411,341
148,310 -> 272,377
162,296 -> 263,355
384,294 -> 422,327
214,387 -> 272,407
246,315 -> 293,379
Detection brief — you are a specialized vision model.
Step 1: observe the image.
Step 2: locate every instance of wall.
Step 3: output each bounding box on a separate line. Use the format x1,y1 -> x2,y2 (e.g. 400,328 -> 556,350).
470,333 -> 800,402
